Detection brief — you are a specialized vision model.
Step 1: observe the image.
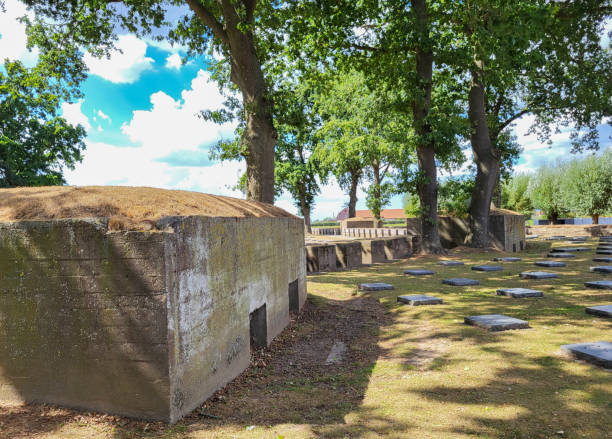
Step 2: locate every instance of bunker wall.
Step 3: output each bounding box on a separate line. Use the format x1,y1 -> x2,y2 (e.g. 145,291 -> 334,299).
0,219 -> 170,420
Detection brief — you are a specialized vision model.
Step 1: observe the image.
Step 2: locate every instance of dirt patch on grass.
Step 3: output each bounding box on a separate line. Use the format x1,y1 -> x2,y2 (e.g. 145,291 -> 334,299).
0,186 -> 294,231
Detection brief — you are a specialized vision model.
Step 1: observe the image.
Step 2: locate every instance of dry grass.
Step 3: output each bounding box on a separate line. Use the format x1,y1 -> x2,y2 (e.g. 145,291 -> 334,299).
0,186 -> 294,231
0,238 -> 610,439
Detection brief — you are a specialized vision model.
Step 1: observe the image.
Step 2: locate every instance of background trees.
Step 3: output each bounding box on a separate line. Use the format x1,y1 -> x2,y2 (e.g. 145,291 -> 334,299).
501,174 -> 532,217
560,150 -> 612,224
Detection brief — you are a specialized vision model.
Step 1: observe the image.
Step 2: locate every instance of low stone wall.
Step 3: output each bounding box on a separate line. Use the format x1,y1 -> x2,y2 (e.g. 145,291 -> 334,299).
335,242 -> 362,269
343,228 -> 408,237
527,224 -> 612,238
306,244 -> 337,272
0,216 -> 306,423
311,227 -> 341,236
306,237 -> 413,272
340,218 -> 383,230
406,215 -> 525,252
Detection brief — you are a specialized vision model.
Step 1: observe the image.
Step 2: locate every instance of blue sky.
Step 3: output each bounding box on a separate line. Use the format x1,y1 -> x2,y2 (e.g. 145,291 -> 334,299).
1,0 -> 611,220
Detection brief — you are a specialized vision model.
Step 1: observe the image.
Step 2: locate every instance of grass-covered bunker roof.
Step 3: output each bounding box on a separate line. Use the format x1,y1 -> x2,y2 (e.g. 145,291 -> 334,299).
0,186 -> 295,231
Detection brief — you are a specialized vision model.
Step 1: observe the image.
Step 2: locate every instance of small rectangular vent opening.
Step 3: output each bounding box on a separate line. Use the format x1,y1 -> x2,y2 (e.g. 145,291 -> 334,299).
288,279 -> 300,314
249,304 -> 267,349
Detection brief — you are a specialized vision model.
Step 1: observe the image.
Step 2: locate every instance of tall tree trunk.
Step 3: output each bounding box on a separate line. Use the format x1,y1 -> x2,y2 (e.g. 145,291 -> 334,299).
411,0 -> 442,253
203,0 -> 276,204
468,63 -> 500,248
592,213 -> 599,225
299,194 -> 312,234
372,161 -> 382,220
492,173 -> 502,208
348,171 -> 360,218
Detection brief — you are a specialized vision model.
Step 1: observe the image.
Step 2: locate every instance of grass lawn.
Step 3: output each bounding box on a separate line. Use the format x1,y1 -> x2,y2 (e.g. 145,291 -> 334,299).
1,239 -> 610,439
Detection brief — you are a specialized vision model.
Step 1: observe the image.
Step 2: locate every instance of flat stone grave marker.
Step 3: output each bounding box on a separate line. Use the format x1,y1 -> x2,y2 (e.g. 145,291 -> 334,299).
569,237 -> 588,241
584,280 -> 612,290
535,261 -> 566,268
403,269 -> 435,276
593,257 -> 612,263
464,314 -> 529,331
493,257 -> 521,262
437,261 -> 464,266
561,342 -> 612,368
496,288 -> 544,298
442,278 -> 480,286
397,295 -> 443,306
551,247 -> 590,252
596,250 -> 612,255
597,246 -> 612,251
471,265 -> 503,272
519,271 -> 559,279
547,252 -> 576,258
585,305 -> 612,318
546,236 -> 566,240
358,282 -> 394,291
590,266 -> 612,274
599,236 -> 612,241
526,235 -> 538,239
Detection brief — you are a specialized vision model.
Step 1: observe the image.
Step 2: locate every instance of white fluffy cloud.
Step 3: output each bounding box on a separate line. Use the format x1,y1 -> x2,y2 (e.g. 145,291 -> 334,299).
0,0 -> 38,66
61,100 -> 91,131
121,69 -> 233,153
97,110 -> 111,123
165,53 -> 182,69
65,69 -> 241,197
83,34 -> 154,83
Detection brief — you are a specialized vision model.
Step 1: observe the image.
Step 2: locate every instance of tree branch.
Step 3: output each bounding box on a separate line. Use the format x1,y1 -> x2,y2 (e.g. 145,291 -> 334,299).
185,0 -> 229,46
243,0 -> 256,23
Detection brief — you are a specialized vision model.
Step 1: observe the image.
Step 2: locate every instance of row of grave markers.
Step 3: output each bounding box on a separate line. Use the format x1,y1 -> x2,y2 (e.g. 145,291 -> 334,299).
357,235 -> 612,369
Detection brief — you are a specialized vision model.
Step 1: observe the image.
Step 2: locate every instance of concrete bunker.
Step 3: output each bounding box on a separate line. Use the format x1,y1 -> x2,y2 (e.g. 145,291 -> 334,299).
0,186 -> 306,423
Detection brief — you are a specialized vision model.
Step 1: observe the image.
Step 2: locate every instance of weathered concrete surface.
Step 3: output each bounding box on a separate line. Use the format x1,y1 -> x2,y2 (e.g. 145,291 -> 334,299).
361,240 -> 386,264
585,305 -> 612,317
0,215 -> 306,423
496,288 -> 544,298
561,342 -> 612,368
334,241 -> 362,269
464,314 -> 529,331
383,237 -> 411,260
519,271 -> 558,279
306,244 -> 336,273
590,266 -> 612,274
442,278 -> 480,286
585,280 -> 612,290
358,282 -> 394,291
471,265 -> 503,272
438,261 -> 464,266
397,295 -> 443,306
535,261 -> 566,267
403,269 -> 434,276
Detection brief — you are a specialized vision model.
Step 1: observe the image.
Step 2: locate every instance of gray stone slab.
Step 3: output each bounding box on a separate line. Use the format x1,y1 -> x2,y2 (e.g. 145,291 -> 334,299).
599,236 -> 612,241
585,305 -> 612,318
569,236 -> 588,241
442,278 -> 480,286
585,280 -> 612,290
471,265 -> 504,272
593,257 -> 612,263
526,235 -> 538,239
561,342 -> 612,368
403,269 -> 435,276
358,282 -> 394,291
534,261 -> 566,267
496,288 -> 544,298
492,257 -> 522,262
325,341 -> 347,365
590,266 -> 612,274
546,236 -> 567,240
547,252 -> 576,258
397,295 -> 443,306
437,261 -> 464,266
551,247 -> 590,252
519,271 -> 559,279
596,250 -> 612,255
597,246 -> 612,251
464,314 -> 529,331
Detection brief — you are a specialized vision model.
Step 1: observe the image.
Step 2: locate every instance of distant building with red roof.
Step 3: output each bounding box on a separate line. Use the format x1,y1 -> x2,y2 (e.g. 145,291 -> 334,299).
335,208 -> 406,221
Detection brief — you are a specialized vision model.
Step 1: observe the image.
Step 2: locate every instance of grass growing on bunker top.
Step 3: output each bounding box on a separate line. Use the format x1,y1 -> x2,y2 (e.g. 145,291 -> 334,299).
0,238 -> 611,439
